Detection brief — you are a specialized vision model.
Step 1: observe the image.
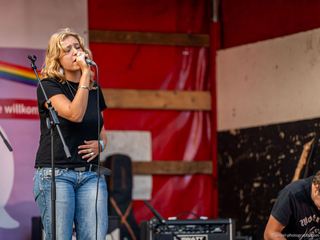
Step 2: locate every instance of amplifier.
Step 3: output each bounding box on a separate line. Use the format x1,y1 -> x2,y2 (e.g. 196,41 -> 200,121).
140,218 -> 236,240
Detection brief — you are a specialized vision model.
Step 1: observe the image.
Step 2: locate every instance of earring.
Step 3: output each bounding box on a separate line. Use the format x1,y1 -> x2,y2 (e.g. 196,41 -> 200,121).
59,67 -> 64,75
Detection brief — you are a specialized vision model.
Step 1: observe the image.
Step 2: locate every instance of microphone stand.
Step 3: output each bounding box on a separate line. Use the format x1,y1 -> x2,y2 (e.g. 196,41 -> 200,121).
28,55 -> 71,240
0,130 -> 13,151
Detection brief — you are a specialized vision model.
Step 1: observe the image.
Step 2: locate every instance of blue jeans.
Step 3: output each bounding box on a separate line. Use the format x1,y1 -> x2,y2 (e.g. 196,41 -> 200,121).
33,167 -> 108,240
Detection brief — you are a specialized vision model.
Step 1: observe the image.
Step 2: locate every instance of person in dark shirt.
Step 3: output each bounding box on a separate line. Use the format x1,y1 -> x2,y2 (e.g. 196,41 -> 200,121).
264,171 -> 320,240
33,28 -> 108,240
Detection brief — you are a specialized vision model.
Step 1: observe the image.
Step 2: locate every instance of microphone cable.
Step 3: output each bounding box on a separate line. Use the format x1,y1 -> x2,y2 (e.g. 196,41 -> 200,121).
94,62 -> 101,240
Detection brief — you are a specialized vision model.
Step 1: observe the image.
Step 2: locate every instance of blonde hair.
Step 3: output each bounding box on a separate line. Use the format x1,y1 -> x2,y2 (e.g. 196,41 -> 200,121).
41,28 -> 96,89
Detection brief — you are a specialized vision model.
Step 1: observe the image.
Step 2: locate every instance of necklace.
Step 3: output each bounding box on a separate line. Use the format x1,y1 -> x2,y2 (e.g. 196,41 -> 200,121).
66,80 -> 77,97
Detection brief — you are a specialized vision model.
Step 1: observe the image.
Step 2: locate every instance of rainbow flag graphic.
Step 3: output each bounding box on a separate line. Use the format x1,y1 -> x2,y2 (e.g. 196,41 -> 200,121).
0,60 -> 40,86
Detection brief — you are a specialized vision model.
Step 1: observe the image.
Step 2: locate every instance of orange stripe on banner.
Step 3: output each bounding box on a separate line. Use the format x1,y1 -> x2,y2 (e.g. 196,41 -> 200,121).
0,99 -> 39,120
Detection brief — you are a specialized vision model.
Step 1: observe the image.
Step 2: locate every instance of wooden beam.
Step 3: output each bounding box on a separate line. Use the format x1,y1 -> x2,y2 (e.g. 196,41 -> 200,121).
89,30 -> 210,47
102,89 -> 211,111
132,161 -> 212,175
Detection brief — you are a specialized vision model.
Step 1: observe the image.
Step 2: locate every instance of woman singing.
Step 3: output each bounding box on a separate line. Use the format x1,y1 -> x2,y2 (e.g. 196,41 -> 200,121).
33,28 -> 108,240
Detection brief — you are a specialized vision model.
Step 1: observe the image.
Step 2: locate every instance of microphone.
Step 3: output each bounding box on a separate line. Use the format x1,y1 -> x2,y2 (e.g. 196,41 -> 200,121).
143,200 -> 181,240
85,58 -> 97,66
143,200 -> 166,224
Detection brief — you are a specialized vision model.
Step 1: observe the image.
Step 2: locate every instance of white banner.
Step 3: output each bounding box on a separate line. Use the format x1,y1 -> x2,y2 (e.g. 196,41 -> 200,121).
217,28 -> 320,131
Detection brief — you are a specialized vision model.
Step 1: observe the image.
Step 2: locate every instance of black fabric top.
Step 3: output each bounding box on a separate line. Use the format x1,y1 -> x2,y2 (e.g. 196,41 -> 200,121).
271,176 -> 320,239
35,78 -> 107,168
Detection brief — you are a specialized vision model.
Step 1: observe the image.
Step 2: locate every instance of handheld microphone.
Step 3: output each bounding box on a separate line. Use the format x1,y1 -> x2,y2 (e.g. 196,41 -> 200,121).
85,58 -> 97,66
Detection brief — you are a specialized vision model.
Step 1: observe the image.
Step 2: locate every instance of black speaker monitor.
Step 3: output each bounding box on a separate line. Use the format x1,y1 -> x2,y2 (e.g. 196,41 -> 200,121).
140,218 -> 236,240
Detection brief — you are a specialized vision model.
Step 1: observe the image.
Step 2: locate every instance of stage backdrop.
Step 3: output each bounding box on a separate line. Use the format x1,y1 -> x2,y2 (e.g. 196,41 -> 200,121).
0,1 -> 213,239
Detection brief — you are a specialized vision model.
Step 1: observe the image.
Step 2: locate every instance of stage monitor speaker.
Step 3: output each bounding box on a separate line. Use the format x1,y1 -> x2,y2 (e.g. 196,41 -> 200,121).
140,218 -> 236,240
31,215 -> 121,240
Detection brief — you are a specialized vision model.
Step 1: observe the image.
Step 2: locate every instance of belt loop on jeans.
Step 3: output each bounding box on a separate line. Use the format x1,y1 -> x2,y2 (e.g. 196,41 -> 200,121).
89,164 -> 92,172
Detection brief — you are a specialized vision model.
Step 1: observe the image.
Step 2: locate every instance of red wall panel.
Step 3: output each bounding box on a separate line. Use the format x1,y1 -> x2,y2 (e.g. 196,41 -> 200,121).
221,0 -> 320,48
88,0 -> 212,224
90,44 -> 209,90
89,0 -> 208,34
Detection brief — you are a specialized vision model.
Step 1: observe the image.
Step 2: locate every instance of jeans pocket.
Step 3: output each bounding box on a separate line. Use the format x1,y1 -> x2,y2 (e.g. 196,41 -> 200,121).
33,170 -> 41,201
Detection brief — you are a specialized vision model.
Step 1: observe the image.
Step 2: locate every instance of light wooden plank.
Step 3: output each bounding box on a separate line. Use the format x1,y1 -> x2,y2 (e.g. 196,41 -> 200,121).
132,161 -> 212,175
102,89 -> 211,111
89,30 -> 210,47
